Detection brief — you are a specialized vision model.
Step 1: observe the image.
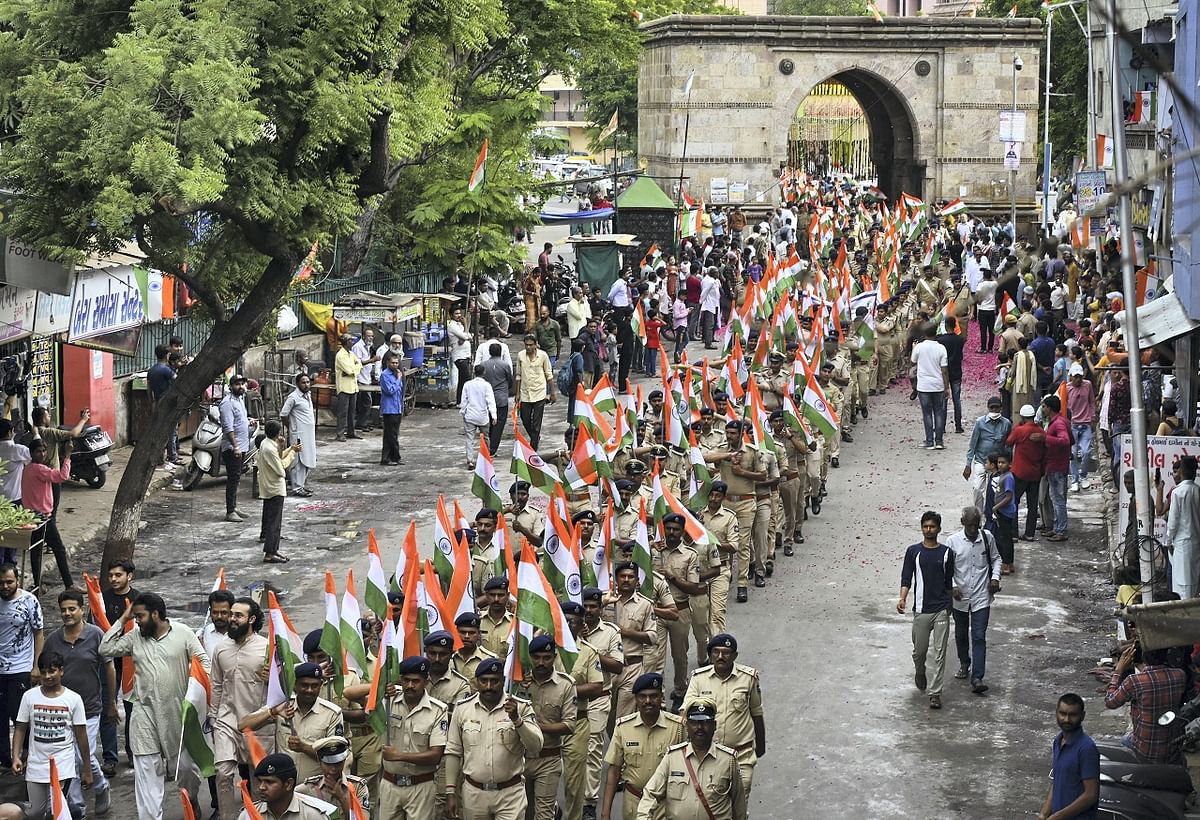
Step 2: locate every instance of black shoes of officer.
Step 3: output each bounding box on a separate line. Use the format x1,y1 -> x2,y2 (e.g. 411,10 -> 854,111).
841,430 -> 853,443
736,586 -> 748,603
583,806 -> 597,820
764,560 -> 774,578
783,544 -> 795,557
860,406 -> 868,419
810,496 -> 822,515
753,572 -> 766,588
831,457 -> 840,468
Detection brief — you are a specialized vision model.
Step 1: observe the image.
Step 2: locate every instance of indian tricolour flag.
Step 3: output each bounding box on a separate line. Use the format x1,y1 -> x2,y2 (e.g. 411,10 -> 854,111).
433,496 -> 475,618
49,759 -> 71,820
319,572 -> 344,696
468,139 -> 488,192
939,198 -> 969,218
589,375 -> 618,414
180,655 -> 216,778
632,498 -> 655,597
685,429 -> 714,512
630,301 -> 648,344
472,435 -> 505,511
340,570 -> 370,680
392,521 -> 420,595
265,592 -> 303,707
797,352 -> 840,440
587,499 -> 617,591
516,539 -> 579,674
542,493 -> 583,603
365,530 -> 390,624
563,424 -> 600,491
573,385 -> 614,442
659,480 -> 717,551
510,421 -> 562,496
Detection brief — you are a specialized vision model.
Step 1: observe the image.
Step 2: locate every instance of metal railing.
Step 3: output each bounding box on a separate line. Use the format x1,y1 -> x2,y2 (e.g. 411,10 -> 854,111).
113,266 -> 441,377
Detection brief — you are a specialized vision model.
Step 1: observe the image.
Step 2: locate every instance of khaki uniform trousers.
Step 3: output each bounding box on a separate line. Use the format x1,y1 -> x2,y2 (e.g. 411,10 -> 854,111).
462,779 -> 526,820
806,440 -> 823,495
726,497 -> 757,587
525,754 -> 562,820
852,364 -> 872,408
351,729 -> 382,793
378,776 -> 437,820
613,661 -> 643,720
563,718 -> 590,820
688,595 -> 711,669
750,498 -> 771,575
768,492 -> 783,560
708,566 -> 731,634
645,619 -> 668,675
736,748 -> 759,796
780,475 -> 802,539
877,346 -> 896,389
665,602 -> 693,696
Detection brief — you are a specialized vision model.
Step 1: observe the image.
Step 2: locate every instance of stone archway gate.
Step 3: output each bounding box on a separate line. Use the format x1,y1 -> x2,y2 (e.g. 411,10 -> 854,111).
638,15 -> 1043,212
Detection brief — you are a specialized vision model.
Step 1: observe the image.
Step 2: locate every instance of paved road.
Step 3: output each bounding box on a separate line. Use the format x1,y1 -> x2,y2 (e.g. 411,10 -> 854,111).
52,325 -> 1122,819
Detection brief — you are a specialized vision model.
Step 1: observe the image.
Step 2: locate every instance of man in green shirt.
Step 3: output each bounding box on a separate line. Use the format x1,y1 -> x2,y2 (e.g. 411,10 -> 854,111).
532,304 -> 562,367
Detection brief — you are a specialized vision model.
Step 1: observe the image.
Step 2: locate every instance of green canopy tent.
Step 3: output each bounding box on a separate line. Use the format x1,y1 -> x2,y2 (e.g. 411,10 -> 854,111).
566,234 -> 638,296
614,177 -> 678,267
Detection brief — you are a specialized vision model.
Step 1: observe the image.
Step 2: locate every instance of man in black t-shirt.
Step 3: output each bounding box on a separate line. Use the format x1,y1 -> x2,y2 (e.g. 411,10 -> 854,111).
96,559 -> 138,775
897,511 -> 956,710
146,344 -> 180,466
937,317 -> 967,434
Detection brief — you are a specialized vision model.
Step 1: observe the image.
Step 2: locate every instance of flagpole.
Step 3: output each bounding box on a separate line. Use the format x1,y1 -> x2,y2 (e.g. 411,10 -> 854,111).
676,71 -> 695,208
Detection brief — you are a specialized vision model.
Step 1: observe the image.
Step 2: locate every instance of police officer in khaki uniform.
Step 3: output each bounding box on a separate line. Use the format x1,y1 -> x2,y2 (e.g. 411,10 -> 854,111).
698,482 -> 738,635
817,362 -> 844,476
829,335 -> 854,444
240,752 -> 331,820
562,601 -> 605,820
682,634 -> 765,794
423,630 -> 470,819
603,560 -> 658,719
379,656 -> 446,820
613,480 -> 643,544
580,587 -> 625,820
751,438 -> 779,587
616,542 -> 678,679
635,700 -> 746,820
444,658 -> 543,820
239,663 -> 347,784
770,413 -> 805,553
518,636 -> 576,820
451,612 -> 496,688
704,421 -> 765,605
875,303 -> 898,391
848,306 -> 875,420
470,508 -> 503,603
600,673 -> 685,820
574,509 -> 600,571
298,736 -> 371,820
301,631 -> 379,793
653,514 -> 707,711
696,408 -> 725,451
505,480 -> 545,550
478,577 -> 515,658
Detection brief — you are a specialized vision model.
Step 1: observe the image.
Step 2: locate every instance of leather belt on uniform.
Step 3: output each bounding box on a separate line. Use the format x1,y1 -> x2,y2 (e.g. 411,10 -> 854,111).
726,493 -> 754,501
465,774 -> 523,792
382,771 -> 436,787
673,598 -> 690,609
349,725 -> 372,737
624,782 -> 644,798
625,656 -> 643,665
538,747 -> 562,758
567,491 -> 589,501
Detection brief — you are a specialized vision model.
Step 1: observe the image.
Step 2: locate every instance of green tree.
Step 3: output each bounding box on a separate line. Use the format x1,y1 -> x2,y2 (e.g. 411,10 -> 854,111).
575,1 -> 736,157
982,0 -> 1089,170
772,0 -> 867,14
0,0 -> 627,565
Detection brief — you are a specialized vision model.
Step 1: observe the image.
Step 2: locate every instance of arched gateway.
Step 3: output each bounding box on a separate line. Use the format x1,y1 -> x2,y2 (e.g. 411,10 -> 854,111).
638,15 -> 1043,211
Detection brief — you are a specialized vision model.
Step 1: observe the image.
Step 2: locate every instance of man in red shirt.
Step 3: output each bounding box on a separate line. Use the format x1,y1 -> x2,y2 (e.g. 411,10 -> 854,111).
1006,404 -> 1046,542
1041,396 -> 1072,541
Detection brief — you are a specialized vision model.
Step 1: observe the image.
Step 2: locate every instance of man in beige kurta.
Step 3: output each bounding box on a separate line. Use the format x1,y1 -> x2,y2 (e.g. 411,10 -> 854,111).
210,600 -> 273,820
99,594 -> 209,820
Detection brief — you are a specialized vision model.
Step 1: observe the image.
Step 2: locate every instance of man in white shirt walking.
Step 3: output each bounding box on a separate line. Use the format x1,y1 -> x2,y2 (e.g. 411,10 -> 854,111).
699,267 -> 722,349
459,364 -> 497,469
911,324 -> 951,449
947,507 -> 1002,695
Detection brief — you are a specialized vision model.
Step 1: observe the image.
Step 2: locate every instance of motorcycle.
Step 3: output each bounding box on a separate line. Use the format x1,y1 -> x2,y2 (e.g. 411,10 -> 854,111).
66,425 -> 114,489
181,405 -> 258,491
1094,737 -> 1191,820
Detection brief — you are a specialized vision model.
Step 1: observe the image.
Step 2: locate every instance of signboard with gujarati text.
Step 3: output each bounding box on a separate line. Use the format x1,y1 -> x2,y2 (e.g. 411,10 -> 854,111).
68,266 -> 144,343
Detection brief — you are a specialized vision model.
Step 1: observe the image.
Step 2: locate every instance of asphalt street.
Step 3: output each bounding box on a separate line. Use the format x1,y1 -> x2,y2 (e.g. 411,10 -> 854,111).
58,322 -> 1126,819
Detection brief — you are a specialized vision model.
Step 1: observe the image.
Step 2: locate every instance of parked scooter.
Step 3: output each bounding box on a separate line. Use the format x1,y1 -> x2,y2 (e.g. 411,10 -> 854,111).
66,425 -> 114,489
181,405 -> 258,491
1091,709 -> 1194,820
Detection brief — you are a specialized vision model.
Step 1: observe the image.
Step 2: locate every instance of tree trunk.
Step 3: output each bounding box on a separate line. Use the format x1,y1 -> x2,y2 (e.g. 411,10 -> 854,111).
339,203 -> 380,277
101,255 -> 300,572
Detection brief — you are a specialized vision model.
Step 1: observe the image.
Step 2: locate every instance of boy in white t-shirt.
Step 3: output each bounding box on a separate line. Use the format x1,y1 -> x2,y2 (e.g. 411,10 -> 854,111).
11,651 -> 91,819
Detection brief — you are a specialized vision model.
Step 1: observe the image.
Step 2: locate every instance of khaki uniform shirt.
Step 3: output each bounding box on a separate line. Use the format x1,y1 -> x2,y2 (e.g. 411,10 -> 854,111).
445,694 -> 544,784
570,639 -> 604,719
274,696 -> 347,783
452,646 -> 497,689
383,692 -> 448,776
636,742 -> 747,820
297,774 -> 371,820
510,506 -> 546,549
708,444 -> 763,498
615,506 -> 641,544
604,593 -> 657,658
655,543 -> 701,606
779,430 -> 807,475
830,350 -> 852,384
516,672 -> 576,753
604,711 -> 685,791
755,450 -> 779,499
429,668 -> 471,712
470,541 -> 501,601
479,611 -> 514,659
698,507 -> 739,570
683,665 -> 763,753
699,429 -> 725,451
210,633 -> 272,763
240,794 -> 332,820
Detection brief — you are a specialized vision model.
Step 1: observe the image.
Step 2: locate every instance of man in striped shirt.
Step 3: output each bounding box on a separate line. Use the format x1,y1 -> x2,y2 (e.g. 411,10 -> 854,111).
897,511 -> 956,710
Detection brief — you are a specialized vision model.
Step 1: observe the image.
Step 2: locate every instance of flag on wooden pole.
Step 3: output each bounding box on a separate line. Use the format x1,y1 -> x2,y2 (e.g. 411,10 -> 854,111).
468,139 -> 488,192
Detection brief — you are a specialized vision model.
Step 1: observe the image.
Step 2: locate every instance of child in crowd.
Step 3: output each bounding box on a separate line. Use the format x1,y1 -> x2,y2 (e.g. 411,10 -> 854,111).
990,450 -> 1018,575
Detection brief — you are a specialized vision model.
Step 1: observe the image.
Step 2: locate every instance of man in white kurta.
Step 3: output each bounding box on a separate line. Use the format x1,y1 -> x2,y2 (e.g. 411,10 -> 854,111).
1167,457 -> 1200,598
279,375 -> 317,494
99,594 -> 209,820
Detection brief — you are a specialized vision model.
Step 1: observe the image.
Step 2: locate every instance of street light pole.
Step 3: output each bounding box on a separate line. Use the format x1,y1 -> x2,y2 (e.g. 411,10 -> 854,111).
1041,11 -> 1054,235
1105,0 -> 1155,602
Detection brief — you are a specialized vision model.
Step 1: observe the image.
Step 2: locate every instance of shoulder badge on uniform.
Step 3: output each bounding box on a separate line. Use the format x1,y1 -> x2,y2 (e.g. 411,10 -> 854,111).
428,695 -> 449,710
450,669 -> 471,683
693,664 -> 714,675
734,663 -> 759,678
615,713 -> 637,725
662,712 -> 685,725
712,742 -> 737,756
667,741 -> 689,752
